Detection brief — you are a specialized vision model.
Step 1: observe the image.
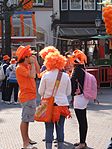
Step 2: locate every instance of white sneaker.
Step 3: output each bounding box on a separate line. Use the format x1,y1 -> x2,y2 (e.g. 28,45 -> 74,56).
14,101 -> 19,105
22,144 -> 37,149
4,101 -> 11,104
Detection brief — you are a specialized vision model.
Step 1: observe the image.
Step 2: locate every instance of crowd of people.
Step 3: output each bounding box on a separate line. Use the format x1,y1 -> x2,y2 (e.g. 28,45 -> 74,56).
0,45 -> 91,149
0,55 -> 19,104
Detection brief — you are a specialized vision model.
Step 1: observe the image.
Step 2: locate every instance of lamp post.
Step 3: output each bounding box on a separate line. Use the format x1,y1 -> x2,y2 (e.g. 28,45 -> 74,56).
0,1 -> 4,56
4,0 -> 21,57
95,17 -> 102,36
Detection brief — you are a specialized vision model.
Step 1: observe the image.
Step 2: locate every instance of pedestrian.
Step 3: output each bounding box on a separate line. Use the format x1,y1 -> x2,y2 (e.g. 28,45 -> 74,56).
6,58 -> 19,104
1,55 -> 10,103
15,45 -> 40,149
38,49 -> 71,149
71,49 -> 88,149
38,46 -> 60,142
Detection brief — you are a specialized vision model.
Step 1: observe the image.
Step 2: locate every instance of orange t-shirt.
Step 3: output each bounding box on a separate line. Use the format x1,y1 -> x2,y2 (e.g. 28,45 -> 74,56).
16,63 -> 36,103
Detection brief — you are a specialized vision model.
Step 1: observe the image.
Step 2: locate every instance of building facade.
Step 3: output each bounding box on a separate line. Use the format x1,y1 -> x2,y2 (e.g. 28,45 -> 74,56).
52,0 -> 105,54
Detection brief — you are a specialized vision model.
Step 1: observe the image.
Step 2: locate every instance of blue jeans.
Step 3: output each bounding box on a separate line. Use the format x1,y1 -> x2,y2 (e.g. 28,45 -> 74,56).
45,116 -> 65,143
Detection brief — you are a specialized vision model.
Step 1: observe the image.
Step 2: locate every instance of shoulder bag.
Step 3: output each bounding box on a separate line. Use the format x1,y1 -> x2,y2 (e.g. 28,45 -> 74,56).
34,71 -> 62,122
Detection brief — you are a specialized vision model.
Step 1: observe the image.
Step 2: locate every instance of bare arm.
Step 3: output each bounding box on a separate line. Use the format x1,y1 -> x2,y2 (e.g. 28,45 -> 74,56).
29,56 -> 37,78
29,63 -> 36,78
35,60 -> 40,74
31,55 -> 40,74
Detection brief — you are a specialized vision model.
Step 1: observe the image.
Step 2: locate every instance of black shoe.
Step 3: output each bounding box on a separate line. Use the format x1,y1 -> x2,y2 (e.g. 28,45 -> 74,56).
74,143 -> 87,147
74,143 -> 80,146
107,143 -> 112,149
29,140 -> 37,145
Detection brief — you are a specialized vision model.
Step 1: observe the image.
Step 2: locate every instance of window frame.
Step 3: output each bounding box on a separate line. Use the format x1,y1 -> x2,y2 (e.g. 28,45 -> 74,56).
61,0 -> 68,11
83,0 -> 95,10
70,0 -> 82,10
33,0 -> 44,6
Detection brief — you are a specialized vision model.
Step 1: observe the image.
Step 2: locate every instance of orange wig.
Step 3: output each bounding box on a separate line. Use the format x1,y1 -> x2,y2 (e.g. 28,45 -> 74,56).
44,52 -> 67,71
70,49 -> 87,64
39,46 -> 60,59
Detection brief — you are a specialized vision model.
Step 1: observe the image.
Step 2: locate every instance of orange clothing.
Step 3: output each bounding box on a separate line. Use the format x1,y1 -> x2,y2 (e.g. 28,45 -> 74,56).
52,106 -> 71,123
37,70 -> 47,78
16,63 -> 36,103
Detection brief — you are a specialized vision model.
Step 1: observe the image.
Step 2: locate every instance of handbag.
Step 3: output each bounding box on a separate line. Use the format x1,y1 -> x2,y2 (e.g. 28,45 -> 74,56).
73,94 -> 89,109
34,71 -> 62,122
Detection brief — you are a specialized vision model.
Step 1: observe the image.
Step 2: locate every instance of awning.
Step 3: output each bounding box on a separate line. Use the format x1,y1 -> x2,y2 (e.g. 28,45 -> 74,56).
91,35 -> 112,39
59,27 -> 97,37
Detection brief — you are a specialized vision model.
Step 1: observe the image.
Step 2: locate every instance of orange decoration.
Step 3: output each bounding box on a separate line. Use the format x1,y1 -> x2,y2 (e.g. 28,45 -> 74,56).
20,0 -> 33,10
10,16 -> 14,36
102,5 -> 112,35
20,14 -> 24,36
32,12 -> 36,36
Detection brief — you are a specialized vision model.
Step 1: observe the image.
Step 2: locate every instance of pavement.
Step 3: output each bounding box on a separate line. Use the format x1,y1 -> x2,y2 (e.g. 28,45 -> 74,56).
0,88 -> 112,149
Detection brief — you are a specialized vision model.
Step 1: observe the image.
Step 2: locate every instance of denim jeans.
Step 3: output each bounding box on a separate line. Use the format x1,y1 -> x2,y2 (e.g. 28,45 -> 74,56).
45,115 -> 65,143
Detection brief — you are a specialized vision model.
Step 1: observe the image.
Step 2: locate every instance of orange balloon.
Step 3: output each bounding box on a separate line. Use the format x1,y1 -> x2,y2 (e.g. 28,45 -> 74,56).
19,0 -> 33,10
106,29 -> 112,34
103,10 -> 109,17
102,7 -> 107,12
103,18 -> 110,23
102,5 -> 112,35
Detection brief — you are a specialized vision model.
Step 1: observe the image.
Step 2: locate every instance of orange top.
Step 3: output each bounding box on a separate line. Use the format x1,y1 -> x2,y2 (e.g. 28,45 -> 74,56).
16,63 -> 36,103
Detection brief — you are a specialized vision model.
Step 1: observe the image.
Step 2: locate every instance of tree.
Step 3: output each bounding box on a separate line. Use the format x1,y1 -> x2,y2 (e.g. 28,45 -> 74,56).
2,0 -> 32,57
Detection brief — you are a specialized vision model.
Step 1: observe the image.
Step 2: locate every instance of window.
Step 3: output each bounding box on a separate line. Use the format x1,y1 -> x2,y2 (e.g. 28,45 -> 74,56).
33,0 -> 44,6
13,18 -> 32,36
14,27 -> 20,36
61,0 -> 68,11
83,0 -> 95,10
70,0 -> 82,10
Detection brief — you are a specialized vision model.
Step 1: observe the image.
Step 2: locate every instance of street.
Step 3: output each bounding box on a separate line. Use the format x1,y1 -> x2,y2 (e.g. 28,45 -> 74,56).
0,88 -> 112,149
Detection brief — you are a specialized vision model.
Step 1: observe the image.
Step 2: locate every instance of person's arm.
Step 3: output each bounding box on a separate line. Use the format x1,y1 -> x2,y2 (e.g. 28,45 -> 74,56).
71,68 -> 78,97
29,63 -> 36,78
38,75 -> 46,97
35,60 -> 40,74
6,67 -> 10,77
66,76 -> 72,96
31,55 -> 40,74
29,56 -> 38,78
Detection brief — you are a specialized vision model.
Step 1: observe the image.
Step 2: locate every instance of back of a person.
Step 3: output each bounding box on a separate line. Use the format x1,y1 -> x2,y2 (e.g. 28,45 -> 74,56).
7,64 -> 17,82
38,47 -> 71,149
43,69 -> 70,105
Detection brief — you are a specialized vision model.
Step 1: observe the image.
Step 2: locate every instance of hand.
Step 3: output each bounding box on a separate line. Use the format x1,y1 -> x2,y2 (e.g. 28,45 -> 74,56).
29,56 -> 35,64
31,55 -> 39,64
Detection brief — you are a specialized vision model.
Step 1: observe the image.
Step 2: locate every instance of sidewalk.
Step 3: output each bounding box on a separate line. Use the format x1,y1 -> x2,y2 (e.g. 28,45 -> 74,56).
0,88 -> 112,149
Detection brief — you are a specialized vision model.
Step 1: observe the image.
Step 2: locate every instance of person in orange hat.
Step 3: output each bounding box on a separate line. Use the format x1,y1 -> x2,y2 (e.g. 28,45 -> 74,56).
10,58 -> 17,64
1,55 -> 10,103
6,58 -> 18,104
71,49 -> 88,149
3,55 -> 10,61
16,45 -> 40,149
